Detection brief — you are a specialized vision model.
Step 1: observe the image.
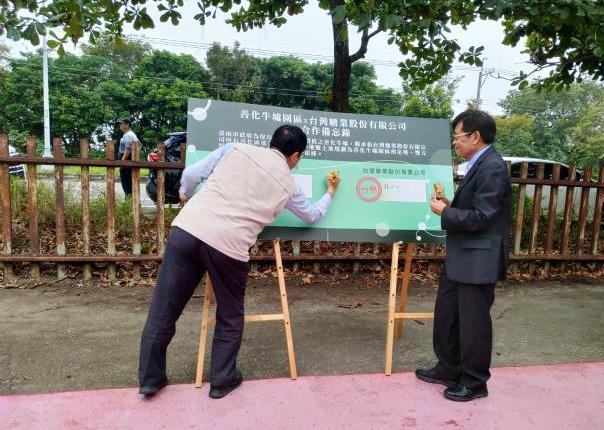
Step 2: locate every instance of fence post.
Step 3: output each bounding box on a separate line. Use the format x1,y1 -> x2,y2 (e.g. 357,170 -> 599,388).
561,165 -> 577,260
0,134 -> 12,280
131,140 -> 141,279
373,242 -> 380,272
353,242 -> 360,275
528,163 -> 545,274
251,242 -> 259,274
80,138 -> 92,280
292,240 -> 300,271
592,163 -> 604,256
106,139 -> 117,280
544,164 -> 561,275
53,138 -> 66,279
513,162 -> 529,258
576,165 -> 592,256
26,136 -> 40,279
180,141 -> 186,164
156,141 -> 166,256
313,240 -> 321,274
333,242 -> 340,277
559,165 -> 578,273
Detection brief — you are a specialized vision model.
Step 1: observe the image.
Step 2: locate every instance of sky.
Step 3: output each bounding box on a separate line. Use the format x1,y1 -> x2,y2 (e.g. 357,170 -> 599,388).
3,1 -> 538,115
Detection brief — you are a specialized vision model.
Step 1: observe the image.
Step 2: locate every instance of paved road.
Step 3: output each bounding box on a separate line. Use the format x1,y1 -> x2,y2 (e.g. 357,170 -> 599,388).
37,176 -> 164,209
1,279 -> 602,395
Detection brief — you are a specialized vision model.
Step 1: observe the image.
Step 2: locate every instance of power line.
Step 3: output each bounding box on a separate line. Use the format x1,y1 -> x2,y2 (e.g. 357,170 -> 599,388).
125,34 -> 502,74
41,64 -> 412,104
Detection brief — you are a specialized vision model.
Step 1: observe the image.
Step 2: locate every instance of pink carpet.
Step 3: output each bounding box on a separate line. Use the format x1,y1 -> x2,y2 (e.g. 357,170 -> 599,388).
2,362 -> 603,429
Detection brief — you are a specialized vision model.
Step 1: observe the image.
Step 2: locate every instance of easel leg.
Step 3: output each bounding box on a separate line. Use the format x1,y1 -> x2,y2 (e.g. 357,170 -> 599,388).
274,239 -> 298,380
385,242 -> 401,376
395,243 -> 415,339
195,276 -> 213,388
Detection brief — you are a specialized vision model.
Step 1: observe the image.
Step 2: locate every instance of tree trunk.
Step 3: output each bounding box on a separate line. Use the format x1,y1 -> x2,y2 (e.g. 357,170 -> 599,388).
330,1 -> 351,113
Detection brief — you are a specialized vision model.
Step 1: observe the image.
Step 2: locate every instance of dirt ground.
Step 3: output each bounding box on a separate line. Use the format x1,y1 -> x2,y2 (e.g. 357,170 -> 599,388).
1,275 -> 603,395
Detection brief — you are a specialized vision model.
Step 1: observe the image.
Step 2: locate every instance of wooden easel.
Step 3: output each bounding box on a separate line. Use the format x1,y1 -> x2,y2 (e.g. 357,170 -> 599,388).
384,242 -> 435,375
195,238 -> 297,387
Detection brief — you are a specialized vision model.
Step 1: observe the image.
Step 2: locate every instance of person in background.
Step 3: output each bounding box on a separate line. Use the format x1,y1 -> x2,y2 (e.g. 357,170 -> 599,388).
117,119 -> 139,197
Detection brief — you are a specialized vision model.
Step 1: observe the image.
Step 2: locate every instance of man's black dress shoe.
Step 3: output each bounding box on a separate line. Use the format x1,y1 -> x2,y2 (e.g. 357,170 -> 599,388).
139,377 -> 168,396
209,371 -> 243,399
415,367 -> 457,387
443,384 -> 488,402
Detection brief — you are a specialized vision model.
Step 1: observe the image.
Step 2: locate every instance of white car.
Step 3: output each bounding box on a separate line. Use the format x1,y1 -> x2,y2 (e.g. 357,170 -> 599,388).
456,156 -> 582,180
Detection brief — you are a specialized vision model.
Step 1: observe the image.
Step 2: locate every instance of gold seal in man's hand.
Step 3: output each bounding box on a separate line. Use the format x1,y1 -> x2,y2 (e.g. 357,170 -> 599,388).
434,182 -> 445,200
327,170 -> 341,188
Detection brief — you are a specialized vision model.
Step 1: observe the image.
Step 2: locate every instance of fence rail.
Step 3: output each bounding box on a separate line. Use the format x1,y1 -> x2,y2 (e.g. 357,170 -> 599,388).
1,133 -> 602,281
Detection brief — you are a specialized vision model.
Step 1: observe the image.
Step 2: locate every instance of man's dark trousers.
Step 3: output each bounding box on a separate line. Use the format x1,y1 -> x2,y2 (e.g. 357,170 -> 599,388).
118,152 -> 133,196
138,227 -> 249,388
433,269 -> 495,389
119,166 -> 133,196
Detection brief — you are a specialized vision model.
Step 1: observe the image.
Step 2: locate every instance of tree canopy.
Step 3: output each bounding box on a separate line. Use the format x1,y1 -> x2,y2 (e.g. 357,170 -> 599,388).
495,81 -> 604,166
1,1 -> 603,112
0,39 -> 210,155
0,39 -> 457,155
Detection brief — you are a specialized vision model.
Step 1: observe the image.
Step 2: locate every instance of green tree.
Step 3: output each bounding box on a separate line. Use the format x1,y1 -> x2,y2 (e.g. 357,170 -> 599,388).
400,78 -> 458,119
0,48 -> 211,155
0,40 -> 10,128
568,102 -> 604,167
122,50 -> 210,148
0,39 -> 8,71
205,42 -> 263,103
4,1 -> 603,112
257,56 -> 330,111
348,61 -> 400,115
50,53 -> 121,155
0,54 -> 45,139
0,52 -> 124,155
494,115 -> 536,158
499,81 -> 604,163
81,35 -> 152,79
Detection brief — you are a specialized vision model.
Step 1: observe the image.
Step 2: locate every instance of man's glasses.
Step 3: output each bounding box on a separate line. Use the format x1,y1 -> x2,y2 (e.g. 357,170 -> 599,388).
451,131 -> 473,142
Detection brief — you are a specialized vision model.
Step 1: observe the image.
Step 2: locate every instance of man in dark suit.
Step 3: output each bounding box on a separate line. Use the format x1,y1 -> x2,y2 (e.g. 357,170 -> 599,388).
416,109 -> 512,401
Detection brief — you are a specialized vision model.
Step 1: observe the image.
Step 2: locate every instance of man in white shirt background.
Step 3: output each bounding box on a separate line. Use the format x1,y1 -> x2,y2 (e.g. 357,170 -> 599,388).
138,125 -> 340,399
117,118 -> 139,197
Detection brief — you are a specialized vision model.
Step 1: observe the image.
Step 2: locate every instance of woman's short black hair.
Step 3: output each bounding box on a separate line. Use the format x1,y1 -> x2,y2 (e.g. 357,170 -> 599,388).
269,124 -> 307,156
452,109 -> 496,144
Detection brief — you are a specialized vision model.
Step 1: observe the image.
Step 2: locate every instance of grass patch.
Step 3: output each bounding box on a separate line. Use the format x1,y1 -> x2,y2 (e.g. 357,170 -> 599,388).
62,166 -> 150,176
9,176 -> 178,239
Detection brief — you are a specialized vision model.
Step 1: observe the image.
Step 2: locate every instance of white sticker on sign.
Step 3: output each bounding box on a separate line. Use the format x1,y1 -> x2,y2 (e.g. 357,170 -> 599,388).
380,179 -> 426,202
292,174 -> 313,198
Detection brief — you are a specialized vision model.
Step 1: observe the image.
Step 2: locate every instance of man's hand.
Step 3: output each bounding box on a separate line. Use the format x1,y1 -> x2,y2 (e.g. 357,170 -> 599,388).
429,193 -> 449,215
327,170 -> 340,197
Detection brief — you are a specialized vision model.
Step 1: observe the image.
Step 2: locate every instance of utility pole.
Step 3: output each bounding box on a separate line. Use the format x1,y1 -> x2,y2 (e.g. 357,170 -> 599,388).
42,34 -> 51,157
41,2 -> 51,157
475,64 -> 484,109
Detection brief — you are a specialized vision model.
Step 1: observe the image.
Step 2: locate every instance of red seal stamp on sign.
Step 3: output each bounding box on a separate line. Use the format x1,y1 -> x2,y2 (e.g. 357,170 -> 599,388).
356,176 -> 382,203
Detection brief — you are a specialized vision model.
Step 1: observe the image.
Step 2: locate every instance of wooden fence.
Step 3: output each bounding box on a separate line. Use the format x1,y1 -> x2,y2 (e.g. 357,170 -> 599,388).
0,133 -> 602,281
